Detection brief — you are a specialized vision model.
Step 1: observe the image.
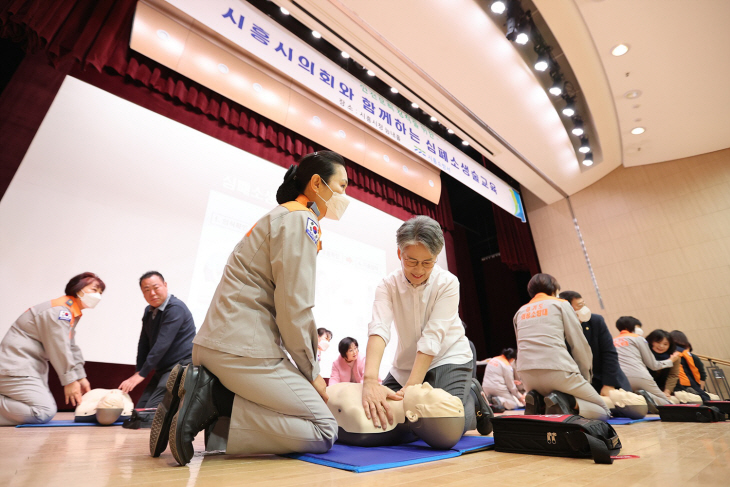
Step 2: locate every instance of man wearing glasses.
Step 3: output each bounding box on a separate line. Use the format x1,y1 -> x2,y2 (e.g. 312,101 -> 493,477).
360,216 -> 493,436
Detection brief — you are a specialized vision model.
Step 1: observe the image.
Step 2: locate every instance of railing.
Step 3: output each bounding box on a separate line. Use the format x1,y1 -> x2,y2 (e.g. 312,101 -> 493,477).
694,354 -> 730,367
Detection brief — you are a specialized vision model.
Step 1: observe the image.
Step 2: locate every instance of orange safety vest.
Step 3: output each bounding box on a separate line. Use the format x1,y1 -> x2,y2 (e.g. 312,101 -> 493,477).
678,349 -> 702,386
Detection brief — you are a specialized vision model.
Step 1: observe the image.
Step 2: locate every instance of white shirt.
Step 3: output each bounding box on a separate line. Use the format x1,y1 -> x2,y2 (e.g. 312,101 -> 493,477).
368,265 -> 473,385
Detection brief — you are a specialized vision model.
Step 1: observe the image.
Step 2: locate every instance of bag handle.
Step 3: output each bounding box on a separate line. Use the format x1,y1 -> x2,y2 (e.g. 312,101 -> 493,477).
565,431 -> 614,464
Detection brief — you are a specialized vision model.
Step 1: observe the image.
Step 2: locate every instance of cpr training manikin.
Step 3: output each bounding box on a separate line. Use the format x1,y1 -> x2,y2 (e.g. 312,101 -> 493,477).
74,389 -> 134,425
326,382 -> 465,449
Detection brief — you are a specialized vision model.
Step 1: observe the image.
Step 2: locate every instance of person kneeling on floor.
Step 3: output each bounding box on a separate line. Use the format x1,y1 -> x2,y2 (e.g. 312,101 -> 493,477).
513,273 -> 610,420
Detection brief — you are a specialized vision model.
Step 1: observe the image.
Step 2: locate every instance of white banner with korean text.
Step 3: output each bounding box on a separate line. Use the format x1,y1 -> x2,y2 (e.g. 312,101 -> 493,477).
161,0 -> 525,220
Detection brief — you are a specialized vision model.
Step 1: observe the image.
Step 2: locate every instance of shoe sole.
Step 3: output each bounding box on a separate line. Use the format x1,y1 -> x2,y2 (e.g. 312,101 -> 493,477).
149,364 -> 183,457
544,394 -> 576,416
169,365 -> 189,466
524,393 -> 542,415
471,379 -> 494,435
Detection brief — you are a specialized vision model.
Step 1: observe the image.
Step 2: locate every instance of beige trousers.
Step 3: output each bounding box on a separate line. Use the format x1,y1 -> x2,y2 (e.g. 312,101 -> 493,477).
627,375 -> 670,406
0,375 -> 57,426
520,369 -> 610,420
193,345 -> 337,455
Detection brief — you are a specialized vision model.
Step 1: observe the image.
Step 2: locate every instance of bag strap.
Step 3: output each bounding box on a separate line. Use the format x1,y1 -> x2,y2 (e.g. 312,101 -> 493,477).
565,431 -> 614,464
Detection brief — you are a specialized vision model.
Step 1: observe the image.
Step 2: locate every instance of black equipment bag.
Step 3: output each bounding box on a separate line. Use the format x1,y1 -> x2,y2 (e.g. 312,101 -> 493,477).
657,404 -> 726,422
706,401 -> 730,419
492,414 -> 621,464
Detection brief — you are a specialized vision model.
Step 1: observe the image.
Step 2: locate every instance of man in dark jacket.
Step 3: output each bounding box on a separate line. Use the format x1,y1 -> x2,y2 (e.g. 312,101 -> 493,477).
559,291 -> 631,394
119,271 -> 196,408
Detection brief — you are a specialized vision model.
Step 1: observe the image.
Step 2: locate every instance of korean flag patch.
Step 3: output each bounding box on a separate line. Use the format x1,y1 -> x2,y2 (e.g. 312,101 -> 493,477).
58,309 -> 72,323
305,217 -> 319,245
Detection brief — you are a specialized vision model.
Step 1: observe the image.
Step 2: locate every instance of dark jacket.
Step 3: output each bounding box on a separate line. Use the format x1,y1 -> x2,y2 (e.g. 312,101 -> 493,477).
582,313 -> 631,391
136,295 -> 196,377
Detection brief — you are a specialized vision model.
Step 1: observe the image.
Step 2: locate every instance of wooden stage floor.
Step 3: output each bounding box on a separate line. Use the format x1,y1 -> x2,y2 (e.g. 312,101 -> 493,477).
1,412 -> 729,487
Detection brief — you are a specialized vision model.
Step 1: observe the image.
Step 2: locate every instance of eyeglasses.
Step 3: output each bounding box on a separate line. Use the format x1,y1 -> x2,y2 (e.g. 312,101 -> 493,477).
401,254 -> 437,269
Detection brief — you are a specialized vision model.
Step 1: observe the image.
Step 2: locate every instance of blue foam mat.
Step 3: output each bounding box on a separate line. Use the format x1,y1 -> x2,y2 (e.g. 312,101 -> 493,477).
16,420 -> 124,428
607,416 -> 661,425
285,435 -> 494,472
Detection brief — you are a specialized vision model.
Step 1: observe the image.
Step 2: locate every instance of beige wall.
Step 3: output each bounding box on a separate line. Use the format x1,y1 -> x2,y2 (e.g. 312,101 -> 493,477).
523,148 -> 730,365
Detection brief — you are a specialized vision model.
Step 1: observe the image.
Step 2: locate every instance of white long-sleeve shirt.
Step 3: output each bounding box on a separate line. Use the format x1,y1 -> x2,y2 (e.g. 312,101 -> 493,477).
368,266 -> 473,385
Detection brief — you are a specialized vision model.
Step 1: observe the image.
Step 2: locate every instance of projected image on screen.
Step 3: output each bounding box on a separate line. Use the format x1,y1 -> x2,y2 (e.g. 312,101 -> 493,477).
0,77 -> 447,380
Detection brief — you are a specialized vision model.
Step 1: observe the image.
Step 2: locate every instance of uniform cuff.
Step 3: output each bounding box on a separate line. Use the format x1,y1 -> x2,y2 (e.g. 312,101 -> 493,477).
417,338 -> 441,357
61,366 -> 86,386
310,361 -> 321,382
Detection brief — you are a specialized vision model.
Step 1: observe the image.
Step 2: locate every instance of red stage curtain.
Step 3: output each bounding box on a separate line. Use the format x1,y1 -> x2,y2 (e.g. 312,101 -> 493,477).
492,202 -> 540,276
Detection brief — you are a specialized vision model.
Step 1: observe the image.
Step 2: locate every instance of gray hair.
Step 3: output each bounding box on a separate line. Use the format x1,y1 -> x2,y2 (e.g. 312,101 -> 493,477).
396,216 -> 444,257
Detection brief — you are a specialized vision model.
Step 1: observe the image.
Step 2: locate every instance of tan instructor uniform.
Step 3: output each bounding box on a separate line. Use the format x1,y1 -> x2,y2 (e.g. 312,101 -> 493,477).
0,297 -> 86,425
193,195 -> 337,455
513,293 -> 610,419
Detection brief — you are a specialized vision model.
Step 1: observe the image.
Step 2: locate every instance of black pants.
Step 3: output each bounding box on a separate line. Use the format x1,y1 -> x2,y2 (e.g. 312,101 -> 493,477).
136,368 -> 173,409
381,361 -> 476,432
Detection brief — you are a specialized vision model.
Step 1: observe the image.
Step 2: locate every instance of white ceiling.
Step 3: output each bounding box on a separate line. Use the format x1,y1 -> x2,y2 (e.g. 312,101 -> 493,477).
277,0 -> 730,203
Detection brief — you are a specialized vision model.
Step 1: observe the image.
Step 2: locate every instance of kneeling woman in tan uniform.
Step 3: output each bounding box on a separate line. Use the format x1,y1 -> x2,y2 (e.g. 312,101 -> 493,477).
150,151 -> 349,465
513,273 -> 610,420
0,272 -> 105,425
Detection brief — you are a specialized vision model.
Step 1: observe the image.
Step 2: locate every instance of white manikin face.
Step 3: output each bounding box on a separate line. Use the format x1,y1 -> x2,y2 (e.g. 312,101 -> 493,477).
403,383 -> 464,422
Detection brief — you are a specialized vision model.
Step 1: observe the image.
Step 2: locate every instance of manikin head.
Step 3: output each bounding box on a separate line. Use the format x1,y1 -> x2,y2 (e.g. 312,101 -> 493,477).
403,383 -> 465,449
396,216 -> 444,286
605,389 -> 648,420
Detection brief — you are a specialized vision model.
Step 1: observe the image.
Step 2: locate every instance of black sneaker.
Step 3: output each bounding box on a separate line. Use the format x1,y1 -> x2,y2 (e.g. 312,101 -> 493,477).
637,389 -> 659,414
149,364 -> 184,457
470,378 -> 494,435
544,391 -> 577,416
488,395 -> 506,414
524,390 -> 545,415
169,365 -> 221,466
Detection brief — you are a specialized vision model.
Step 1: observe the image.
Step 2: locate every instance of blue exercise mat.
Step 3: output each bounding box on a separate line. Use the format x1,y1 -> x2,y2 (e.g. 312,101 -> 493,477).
285,435 -> 494,472
607,416 -> 661,425
16,420 -> 124,428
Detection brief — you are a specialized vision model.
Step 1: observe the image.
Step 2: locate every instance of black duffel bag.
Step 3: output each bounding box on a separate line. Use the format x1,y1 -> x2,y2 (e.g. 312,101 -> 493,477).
657,404 -> 726,423
492,414 -> 622,464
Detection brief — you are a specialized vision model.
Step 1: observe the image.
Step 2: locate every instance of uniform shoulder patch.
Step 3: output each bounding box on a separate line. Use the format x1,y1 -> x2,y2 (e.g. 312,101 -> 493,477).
66,299 -> 74,306
58,309 -> 72,323
305,217 -> 319,245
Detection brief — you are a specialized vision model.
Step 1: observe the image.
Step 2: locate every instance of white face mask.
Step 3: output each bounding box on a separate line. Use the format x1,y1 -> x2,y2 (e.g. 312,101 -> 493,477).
576,305 -> 591,322
634,326 -> 644,337
78,292 -> 102,309
318,338 -> 330,352
319,178 -> 350,220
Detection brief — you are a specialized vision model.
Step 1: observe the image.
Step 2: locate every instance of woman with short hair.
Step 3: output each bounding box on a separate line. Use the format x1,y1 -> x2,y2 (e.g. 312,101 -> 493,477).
645,329 -> 680,397
514,273 -> 610,420
328,337 -> 365,385
481,348 -> 524,410
0,272 -> 105,425
613,317 -> 680,409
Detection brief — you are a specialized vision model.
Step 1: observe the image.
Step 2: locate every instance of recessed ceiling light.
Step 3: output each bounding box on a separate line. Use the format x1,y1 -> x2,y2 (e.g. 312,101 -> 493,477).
579,144 -> 590,153
624,90 -> 642,99
562,106 -> 575,117
383,154 -> 390,162
631,127 -> 645,135
253,83 -> 263,93
156,30 -> 169,40
448,129 -> 454,134
462,140 -> 469,146
515,33 -> 529,45
280,7 -> 290,15
390,87 -> 398,94
549,84 -> 562,96
611,44 -> 629,56
312,30 -> 321,39
402,165 -> 409,173
430,116 -> 437,122
490,1 -> 506,14
337,130 -> 346,138
341,51 -> 350,59
534,59 -> 549,72
217,63 -> 229,74
572,127 -> 584,136
583,157 -> 594,167
312,116 -> 321,126
429,180 -> 435,187
411,102 -> 419,109
366,70 -> 375,76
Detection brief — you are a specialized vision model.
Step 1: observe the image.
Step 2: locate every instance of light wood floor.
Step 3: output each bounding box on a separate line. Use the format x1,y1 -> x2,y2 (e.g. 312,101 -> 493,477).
2,412 -> 729,487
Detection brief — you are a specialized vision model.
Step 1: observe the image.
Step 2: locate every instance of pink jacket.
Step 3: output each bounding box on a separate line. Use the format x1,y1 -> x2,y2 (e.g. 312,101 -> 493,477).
329,354 -> 366,385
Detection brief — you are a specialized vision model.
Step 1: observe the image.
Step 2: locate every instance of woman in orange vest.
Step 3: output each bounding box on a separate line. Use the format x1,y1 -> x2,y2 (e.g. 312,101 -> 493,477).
669,330 -> 709,402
